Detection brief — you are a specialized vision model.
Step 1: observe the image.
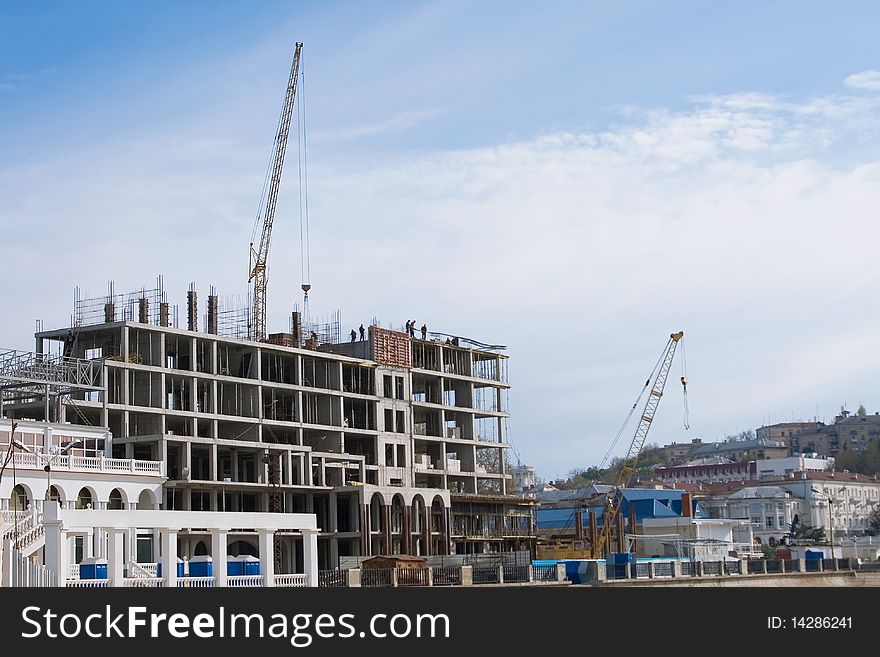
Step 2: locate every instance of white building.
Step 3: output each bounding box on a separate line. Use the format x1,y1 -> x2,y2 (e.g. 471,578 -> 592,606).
637,517 -> 756,560
0,418 -> 164,514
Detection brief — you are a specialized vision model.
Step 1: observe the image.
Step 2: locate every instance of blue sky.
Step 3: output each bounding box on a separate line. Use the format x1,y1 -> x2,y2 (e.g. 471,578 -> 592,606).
2,1 -> 880,479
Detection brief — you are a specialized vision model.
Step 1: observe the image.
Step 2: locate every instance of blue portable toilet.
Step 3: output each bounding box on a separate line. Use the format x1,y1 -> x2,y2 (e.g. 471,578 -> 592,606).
228,555 -> 261,576
227,556 -> 243,576
189,555 -> 213,577
156,558 -> 185,577
79,557 -> 108,580
241,555 -> 260,576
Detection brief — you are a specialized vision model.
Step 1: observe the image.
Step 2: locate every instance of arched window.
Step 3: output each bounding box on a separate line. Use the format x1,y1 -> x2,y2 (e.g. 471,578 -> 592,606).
228,540 -> 257,557
76,487 -> 94,510
10,485 -> 28,511
46,486 -> 62,503
193,540 -> 208,556
108,489 -> 124,510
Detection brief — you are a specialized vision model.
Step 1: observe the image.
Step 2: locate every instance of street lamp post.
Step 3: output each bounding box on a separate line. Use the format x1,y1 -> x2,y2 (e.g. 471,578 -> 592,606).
827,495 -> 835,556
12,437 -> 82,502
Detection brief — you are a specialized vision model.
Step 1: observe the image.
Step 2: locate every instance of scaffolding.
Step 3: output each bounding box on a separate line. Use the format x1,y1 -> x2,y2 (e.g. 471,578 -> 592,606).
291,306 -> 341,347
73,277 -> 176,328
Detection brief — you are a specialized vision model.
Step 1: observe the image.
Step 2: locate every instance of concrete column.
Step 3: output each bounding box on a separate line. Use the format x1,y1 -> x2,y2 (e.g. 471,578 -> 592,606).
302,529 -> 319,587
1,539 -> 13,587
647,562 -> 655,579
672,561 -> 683,578
258,529 -> 275,587
42,502 -> 66,587
210,443 -> 218,481
402,507 -> 411,555
211,529 -> 228,587
460,565 -> 473,586
695,561 -> 704,577
557,562 -> 569,582
383,505 -> 392,554
84,529 -> 94,559
161,529 -> 179,588
128,529 -> 137,566
347,568 -> 361,587
108,529 -> 125,587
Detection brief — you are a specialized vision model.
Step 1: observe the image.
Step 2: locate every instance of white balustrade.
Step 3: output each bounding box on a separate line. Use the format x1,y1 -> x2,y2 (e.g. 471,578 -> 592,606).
274,574 -> 308,587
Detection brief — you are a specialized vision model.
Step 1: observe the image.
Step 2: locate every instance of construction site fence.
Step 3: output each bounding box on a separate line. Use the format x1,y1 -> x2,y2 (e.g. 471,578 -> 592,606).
604,557 -> 860,582
315,564 -> 568,588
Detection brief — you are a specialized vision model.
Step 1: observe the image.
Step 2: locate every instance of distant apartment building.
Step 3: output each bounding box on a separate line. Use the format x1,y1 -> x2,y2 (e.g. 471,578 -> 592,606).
688,436 -> 788,462
697,470 -> 880,545
655,438 -> 704,466
756,421 -> 823,455
783,407 -> 880,457
655,455 -> 834,486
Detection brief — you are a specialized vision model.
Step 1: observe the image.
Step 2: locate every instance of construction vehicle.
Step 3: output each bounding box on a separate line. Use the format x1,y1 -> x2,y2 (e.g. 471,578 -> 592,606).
589,331 -> 684,558
248,42 -> 303,343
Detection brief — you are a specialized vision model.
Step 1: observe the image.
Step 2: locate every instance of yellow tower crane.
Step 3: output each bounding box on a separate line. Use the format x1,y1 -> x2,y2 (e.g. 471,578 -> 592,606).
249,42 -> 303,343
590,331 -> 685,559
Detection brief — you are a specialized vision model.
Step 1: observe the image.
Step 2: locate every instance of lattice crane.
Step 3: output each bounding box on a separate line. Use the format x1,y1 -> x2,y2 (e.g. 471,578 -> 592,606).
590,331 -> 684,559
249,42 -> 303,343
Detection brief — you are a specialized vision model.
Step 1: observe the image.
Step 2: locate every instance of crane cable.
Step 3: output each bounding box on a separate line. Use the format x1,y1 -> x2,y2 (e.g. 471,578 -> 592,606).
597,339 -> 670,471
297,54 -> 312,305
554,338 -> 671,542
680,337 -> 690,430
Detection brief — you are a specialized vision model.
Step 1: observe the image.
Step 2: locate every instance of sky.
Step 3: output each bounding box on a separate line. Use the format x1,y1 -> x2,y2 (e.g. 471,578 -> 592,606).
2,1 -> 880,480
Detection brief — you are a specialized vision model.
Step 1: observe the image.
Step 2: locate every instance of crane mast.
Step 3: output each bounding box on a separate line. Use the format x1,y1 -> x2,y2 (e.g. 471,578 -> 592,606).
249,41 -> 303,342
590,330 -> 684,559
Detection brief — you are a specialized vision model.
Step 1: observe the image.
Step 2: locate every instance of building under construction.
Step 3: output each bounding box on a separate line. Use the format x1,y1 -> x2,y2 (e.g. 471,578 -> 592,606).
5,280 -> 535,570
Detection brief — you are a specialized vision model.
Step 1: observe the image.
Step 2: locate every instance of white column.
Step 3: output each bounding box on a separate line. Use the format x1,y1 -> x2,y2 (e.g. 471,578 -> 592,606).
108,529 -> 125,587
211,529 -> 228,587
302,528 -> 318,587
42,501 -> 66,587
161,529 -> 179,588
258,529 -> 275,587
84,529 -> 94,559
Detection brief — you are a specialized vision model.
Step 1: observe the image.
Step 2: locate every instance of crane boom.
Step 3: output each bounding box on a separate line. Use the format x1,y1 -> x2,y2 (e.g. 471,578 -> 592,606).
590,330 -> 684,559
249,41 -> 303,342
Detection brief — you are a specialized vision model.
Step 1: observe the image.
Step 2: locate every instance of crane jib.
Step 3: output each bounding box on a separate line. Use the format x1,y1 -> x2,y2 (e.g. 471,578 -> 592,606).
590,330 -> 684,559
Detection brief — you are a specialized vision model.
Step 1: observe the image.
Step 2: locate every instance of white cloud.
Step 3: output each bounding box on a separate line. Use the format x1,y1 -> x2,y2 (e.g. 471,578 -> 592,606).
3,79 -> 880,477
844,70 -> 880,91
312,108 -> 446,142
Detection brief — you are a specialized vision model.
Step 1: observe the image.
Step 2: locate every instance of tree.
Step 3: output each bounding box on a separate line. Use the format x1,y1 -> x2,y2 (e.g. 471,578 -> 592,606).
833,439 -> 880,478
867,508 -> 880,537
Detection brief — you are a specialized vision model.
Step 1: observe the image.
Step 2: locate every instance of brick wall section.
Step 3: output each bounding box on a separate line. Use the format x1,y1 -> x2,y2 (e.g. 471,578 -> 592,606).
371,327 -> 412,368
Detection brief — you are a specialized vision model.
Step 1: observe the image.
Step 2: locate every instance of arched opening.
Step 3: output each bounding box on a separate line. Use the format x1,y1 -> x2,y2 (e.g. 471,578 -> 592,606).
411,496 -> 426,555
228,540 -> 258,557
10,484 -> 28,511
108,489 -> 125,510
76,487 -> 94,510
45,485 -> 63,504
137,489 -> 156,510
193,540 -> 208,556
370,494 -> 385,532
391,495 -> 405,534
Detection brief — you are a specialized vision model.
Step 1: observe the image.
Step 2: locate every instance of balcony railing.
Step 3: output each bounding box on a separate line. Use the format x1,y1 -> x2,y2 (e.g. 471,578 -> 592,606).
6,451 -> 164,477
275,574 -> 308,587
